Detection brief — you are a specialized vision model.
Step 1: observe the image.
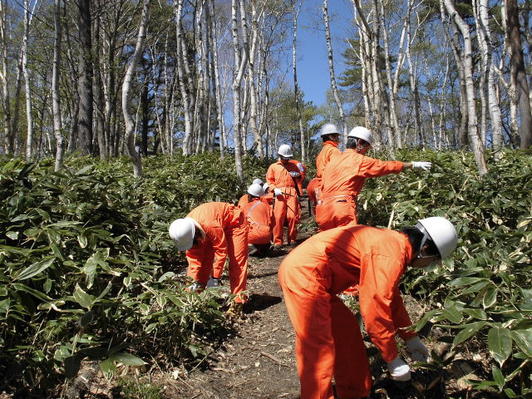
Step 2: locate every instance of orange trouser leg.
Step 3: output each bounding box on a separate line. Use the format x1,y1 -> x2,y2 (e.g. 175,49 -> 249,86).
226,223 -> 249,303
315,200 -> 357,231
286,196 -> 300,243
330,296 -> 372,398
186,245 -> 215,286
280,284 -> 335,399
272,197 -> 288,245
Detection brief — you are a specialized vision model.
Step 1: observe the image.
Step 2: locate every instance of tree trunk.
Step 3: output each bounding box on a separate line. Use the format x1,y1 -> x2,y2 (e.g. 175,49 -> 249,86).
293,1 -> 305,163
477,0 -> 502,150
506,0 -> 532,148
0,1 -> 11,154
78,0 -> 93,155
231,0 -> 247,179
52,0 -> 64,171
122,0 -> 149,178
23,0 -> 33,160
323,0 -> 346,143
443,0 -> 488,175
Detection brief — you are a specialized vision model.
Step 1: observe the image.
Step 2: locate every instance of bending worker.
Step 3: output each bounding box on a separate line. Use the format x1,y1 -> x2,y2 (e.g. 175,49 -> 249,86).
241,183 -> 274,256
278,216 -> 458,399
316,126 -> 432,231
168,202 -> 248,304
266,144 -> 306,248
307,123 -> 342,215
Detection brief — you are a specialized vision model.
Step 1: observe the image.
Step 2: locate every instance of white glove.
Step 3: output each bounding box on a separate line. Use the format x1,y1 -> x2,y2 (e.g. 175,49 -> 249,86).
406,336 -> 429,362
274,188 -> 283,196
289,171 -> 300,178
387,356 -> 411,381
412,161 -> 432,171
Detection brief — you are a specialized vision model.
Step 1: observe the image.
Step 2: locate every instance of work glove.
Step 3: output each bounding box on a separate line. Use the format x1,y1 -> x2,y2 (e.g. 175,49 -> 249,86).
289,171 -> 300,178
273,188 -> 283,197
387,356 -> 411,381
207,277 -> 221,288
412,161 -> 432,171
406,336 -> 429,362
187,281 -> 203,292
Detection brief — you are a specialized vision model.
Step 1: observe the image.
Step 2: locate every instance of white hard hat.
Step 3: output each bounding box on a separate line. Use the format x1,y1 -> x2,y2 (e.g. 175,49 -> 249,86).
416,217 -> 457,259
348,126 -> 373,144
320,123 -> 339,136
278,144 -> 293,158
247,183 -> 264,197
168,217 -> 196,251
252,178 -> 264,186
263,183 -> 269,192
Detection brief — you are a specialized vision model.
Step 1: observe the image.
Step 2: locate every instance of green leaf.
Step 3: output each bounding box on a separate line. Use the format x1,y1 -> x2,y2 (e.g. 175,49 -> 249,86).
488,327 -> 513,367
11,283 -> 52,301
72,284 -> 96,310
448,277 -> 486,287
100,358 -> 116,377
108,352 -> 146,366
16,258 -> 55,280
64,355 -> 82,378
482,286 -> 498,309
452,322 -> 487,347
491,365 -> 505,390
511,329 -> 532,357
6,231 -> 19,240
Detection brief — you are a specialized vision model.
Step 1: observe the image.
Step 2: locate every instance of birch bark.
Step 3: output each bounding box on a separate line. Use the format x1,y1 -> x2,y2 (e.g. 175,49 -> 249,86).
52,0 -> 63,171
122,0 -> 149,178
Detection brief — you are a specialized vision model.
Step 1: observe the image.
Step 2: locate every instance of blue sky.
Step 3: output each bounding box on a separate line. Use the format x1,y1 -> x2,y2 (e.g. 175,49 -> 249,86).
296,0 -> 354,107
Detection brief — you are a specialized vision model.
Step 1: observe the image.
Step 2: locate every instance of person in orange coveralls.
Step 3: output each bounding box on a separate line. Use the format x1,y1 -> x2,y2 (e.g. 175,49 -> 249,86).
316,126 -> 433,231
168,202 -> 248,304
307,123 -> 342,215
241,183 -> 274,255
278,217 -> 458,399
266,144 -> 306,248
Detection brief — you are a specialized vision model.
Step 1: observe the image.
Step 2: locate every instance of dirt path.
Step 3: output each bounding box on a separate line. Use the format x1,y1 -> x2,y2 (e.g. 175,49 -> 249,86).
166,249 -> 301,399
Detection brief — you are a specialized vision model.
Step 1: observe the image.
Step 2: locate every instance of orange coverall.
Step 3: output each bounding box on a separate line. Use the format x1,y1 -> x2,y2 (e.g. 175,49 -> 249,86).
266,159 -> 305,246
185,202 -> 249,303
242,198 -> 273,245
237,193 -> 251,208
278,225 -> 418,399
315,149 -> 404,231
308,141 -> 341,215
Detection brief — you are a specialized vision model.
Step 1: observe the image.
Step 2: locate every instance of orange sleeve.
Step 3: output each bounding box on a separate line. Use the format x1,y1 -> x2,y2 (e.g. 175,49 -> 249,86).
358,252 -> 406,362
391,287 -> 417,341
358,156 -> 404,178
266,164 -> 277,189
205,226 -> 228,273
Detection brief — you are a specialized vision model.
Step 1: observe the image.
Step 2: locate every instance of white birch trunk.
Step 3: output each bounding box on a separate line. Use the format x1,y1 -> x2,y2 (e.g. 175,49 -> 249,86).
323,0 -> 346,142
122,0 -> 149,178
0,1 -> 11,154
478,0 -> 502,149
293,1 -> 306,163
443,0 -> 488,175
52,0 -> 63,171
23,0 -> 34,160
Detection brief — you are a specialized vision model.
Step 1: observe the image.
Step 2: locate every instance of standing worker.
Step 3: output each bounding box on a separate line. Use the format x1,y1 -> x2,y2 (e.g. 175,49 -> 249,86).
168,202 -> 249,305
266,144 -> 306,248
241,183 -> 274,255
278,217 -> 458,399
307,123 -> 342,215
316,126 -> 432,231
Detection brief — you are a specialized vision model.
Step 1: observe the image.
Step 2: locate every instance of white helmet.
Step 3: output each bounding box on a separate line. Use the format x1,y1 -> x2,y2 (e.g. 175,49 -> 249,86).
278,144 -> 293,158
252,178 -> 264,186
348,126 -> 373,144
416,217 -> 457,259
247,183 -> 264,197
168,217 -> 196,251
320,123 -> 339,137
263,183 -> 269,192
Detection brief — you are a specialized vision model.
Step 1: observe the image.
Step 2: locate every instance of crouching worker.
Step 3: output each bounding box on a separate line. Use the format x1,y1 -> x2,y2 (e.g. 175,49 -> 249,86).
242,183 -> 274,256
278,217 -> 457,399
169,202 -> 249,304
